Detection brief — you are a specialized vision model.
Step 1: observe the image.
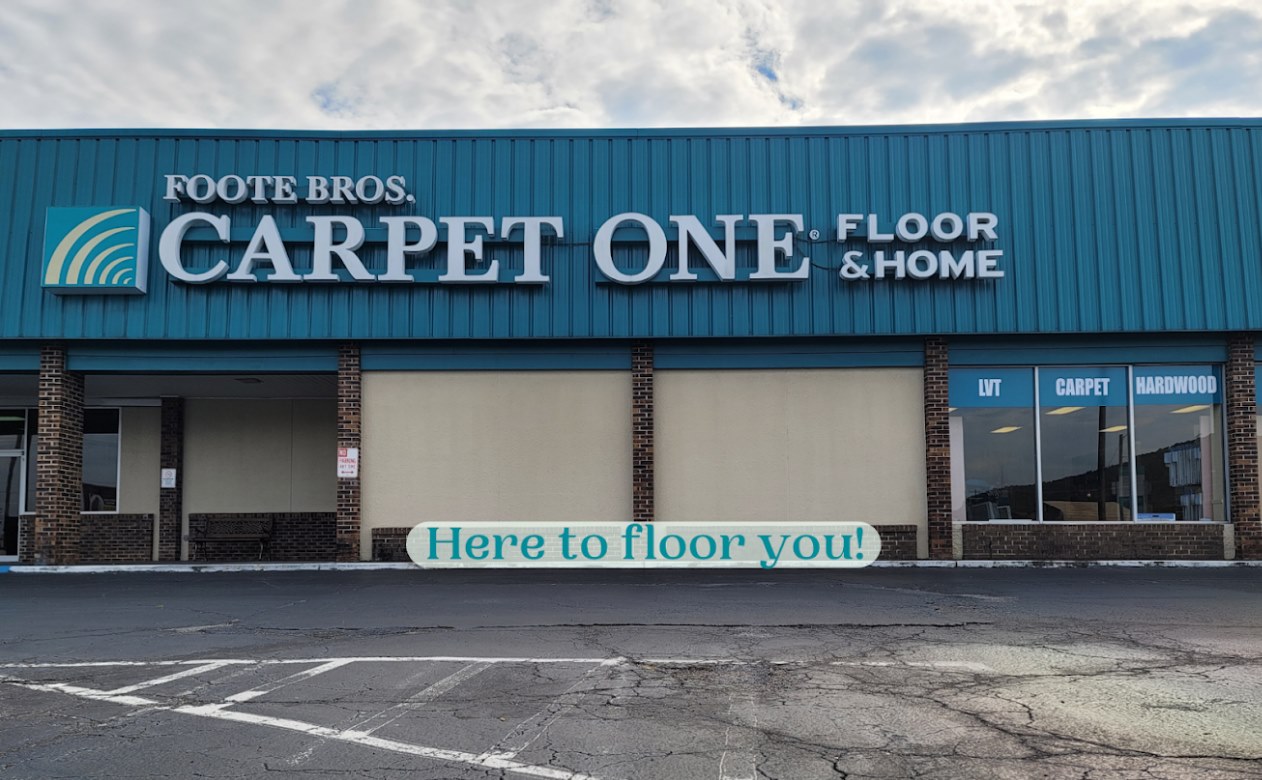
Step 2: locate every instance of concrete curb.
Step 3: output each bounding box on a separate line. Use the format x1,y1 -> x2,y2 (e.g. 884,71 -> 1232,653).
2,559 -> 1260,573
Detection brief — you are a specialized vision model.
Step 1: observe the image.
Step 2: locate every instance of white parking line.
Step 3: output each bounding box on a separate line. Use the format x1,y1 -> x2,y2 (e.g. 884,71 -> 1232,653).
718,692 -> 758,780
350,661 -> 492,737
8,680 -> 159,707
830,660 -> 992,672
107,661 -> 241,694
223,660 -> 354,703
483,659 -> 621,761
174,704 -> 603,779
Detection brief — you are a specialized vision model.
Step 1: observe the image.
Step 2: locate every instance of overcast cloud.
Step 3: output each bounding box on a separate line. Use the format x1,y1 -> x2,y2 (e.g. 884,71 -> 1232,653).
1,0 -> 1260,129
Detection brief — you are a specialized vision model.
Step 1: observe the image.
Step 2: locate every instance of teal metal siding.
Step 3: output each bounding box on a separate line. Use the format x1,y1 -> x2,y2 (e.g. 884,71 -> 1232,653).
1,120 -> 1260,341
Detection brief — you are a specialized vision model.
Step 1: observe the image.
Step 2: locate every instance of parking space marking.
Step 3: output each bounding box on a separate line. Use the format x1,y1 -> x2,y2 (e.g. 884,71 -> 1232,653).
2,657 -> 620,780
5,679 -> 159,707
830,660 -> 992,672
718,692 -> 758,780
349,661 -> 492,737
481,660 -> 618,761
106,660 -> 241,694
172,703 -> 603,780
223,659 -> 354,703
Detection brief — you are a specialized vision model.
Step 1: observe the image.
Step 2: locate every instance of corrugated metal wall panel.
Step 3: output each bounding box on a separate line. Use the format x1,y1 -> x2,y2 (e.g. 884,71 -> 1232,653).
1,121 -> 1261,341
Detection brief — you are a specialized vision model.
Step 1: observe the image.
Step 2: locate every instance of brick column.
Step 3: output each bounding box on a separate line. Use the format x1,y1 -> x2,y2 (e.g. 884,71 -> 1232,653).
632,342 -> 654,524
337,344 -> 362,561
32,345 -> 84,565
924,337 -> 951,559
158,397 -> 184,561
1227,335 -> 1261,559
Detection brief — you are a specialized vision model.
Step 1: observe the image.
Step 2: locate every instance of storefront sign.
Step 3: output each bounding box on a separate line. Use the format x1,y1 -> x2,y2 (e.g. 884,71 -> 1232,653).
1038,367 -> 1129,406
948,368 -> 1034,408
1132,366 -> 1221,405
42,173 -> 1006,294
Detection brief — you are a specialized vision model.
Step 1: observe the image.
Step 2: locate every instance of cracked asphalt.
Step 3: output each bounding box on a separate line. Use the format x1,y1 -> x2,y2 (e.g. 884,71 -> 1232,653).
0,568 -> 1260,779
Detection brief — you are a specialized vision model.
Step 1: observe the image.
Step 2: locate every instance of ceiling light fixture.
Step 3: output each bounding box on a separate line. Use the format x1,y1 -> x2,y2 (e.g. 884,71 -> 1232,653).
1099,425 -> 1128,433
1170,404 -> 1210,414
990,426 -> 1022,434
1045,406 -> 1085,415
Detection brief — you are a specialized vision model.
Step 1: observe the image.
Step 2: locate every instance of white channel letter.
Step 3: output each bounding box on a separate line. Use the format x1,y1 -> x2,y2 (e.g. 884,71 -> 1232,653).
305,216 -> 373,281
379,216 -> 438,282
593,212 -> 667,284
158,212 -> 230,284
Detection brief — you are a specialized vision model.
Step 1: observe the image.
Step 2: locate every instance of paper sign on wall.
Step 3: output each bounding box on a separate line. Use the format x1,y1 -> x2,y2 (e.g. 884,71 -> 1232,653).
337,447 -> 359,478
160,468 -> 176,489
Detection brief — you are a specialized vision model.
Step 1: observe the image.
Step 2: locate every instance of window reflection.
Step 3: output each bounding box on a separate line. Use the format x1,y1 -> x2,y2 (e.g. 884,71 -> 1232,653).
1039,403 -> 1133,521
950,407 -> 1038,521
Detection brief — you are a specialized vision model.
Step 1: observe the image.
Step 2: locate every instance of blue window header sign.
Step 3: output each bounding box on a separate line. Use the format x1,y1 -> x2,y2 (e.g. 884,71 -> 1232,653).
1132,365 -> 1221,406
949,368 -> 1034,408
1039,366 -> 1128,407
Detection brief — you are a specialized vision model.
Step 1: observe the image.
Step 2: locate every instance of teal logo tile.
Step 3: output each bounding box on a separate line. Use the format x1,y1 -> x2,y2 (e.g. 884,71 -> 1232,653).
43,207 -> 149,294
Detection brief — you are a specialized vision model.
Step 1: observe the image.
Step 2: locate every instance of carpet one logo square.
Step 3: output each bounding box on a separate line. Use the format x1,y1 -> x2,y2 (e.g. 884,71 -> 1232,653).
42,207 -> 150,294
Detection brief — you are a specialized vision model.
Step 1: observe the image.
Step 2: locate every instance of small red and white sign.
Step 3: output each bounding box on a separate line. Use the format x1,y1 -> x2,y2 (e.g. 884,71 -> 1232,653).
337,447 -> 359,478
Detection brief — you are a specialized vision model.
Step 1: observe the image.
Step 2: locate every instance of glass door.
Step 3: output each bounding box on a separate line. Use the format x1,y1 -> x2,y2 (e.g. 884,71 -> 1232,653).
0,454 -> 19,556
0,409 -> 28,556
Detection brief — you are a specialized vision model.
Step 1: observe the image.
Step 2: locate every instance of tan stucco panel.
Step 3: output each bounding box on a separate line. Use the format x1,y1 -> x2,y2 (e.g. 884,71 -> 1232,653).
656,368 -> 927,535
118,406 -> 161,560
361,371 -> 632,556
183,399 -> 336,554
118,406 -> 160,518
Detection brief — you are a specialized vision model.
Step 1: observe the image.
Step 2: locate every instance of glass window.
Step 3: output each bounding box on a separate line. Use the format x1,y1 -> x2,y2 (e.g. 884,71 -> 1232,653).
1132,366 -> 1224,521
20,408 -> 121,514
82,409 -> 120,512
0,409 -> 24,451
949,369 -> 1038,521
1038,367 -> 1132,522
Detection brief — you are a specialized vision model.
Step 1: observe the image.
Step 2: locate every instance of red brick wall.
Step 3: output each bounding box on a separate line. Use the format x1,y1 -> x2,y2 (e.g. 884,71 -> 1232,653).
79,514 -> 155,563
924,337 -> 950,559
158,397 -> 184,561
875,525 -> 919,560
632,342 -> 654,524
32,346 -> 84,565
1227,335 -> 1260,559
372,527 -> 410,562
337,344 -> 362,561
961,523 -> 1226,560
188,513 -> 337,562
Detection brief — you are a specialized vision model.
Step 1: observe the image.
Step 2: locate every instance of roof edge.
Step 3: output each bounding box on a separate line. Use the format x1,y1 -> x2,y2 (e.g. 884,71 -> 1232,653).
1,117 -> 1261,140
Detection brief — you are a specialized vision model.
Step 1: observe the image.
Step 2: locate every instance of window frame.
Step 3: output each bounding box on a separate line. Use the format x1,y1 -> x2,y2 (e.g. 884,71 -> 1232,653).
14,406 -> 123,516
952,364 -> 1228,524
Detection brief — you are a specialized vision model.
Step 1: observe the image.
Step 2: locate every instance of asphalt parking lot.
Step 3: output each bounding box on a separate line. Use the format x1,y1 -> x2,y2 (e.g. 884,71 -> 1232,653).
1,567 -> 1260,778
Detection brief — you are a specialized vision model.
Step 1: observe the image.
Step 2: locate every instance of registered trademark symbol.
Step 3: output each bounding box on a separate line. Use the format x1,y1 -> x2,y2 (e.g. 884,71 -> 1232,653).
808,229 -> 820,240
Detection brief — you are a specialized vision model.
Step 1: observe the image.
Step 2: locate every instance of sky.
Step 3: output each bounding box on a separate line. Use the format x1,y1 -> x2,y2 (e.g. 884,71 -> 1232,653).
1,0 -> 1260,130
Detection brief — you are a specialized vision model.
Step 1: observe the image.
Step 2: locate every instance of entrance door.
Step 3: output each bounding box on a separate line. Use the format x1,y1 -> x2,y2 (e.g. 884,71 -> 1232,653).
0,455 -> 19,556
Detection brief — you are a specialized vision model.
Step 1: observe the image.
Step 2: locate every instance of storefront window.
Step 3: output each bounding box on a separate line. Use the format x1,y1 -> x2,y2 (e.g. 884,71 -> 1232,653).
1131,366 -> 1224,522
19,408 -> 121,514
948,369 -> 1038,521
82,409 -> 120,512
1038,367 -> 1132,521
951,365 -> 1225,524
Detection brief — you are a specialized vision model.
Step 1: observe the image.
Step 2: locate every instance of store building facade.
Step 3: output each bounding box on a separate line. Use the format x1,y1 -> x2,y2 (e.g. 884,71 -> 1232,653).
2,119 -> 1260,564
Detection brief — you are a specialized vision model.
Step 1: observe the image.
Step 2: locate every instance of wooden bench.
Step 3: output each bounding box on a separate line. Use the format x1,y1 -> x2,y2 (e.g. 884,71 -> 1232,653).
188,517 -> 273,561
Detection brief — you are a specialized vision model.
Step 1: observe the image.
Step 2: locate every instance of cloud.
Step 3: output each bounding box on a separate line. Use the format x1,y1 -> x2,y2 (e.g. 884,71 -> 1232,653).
0,0 -> 1259,130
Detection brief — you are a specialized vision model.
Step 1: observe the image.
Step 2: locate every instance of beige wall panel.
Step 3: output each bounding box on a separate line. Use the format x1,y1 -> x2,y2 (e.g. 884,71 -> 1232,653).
361,372 -> 631,549
656,368 -> 927,535
118,406 -> 161,560
118,406 -> 161,518
289,399 -> 337,512
184,399 -> 336,520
